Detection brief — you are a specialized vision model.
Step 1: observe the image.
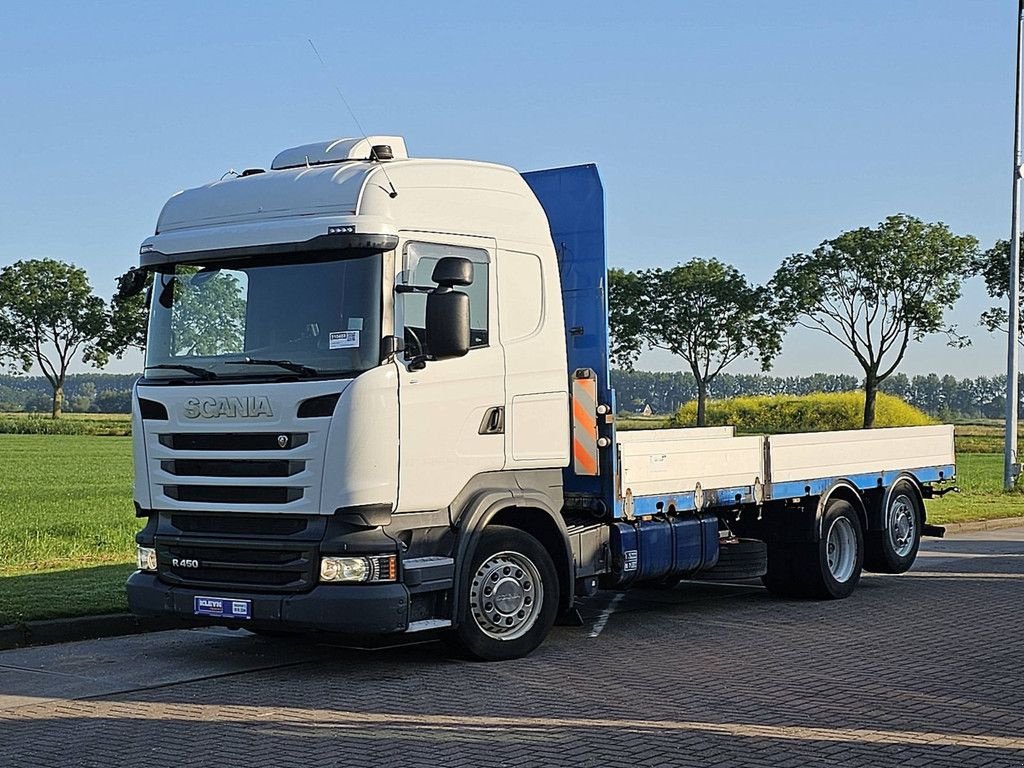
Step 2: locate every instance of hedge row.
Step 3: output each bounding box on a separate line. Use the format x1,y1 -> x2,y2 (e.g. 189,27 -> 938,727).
672,392 -> 934,433
0,414 -> 132,437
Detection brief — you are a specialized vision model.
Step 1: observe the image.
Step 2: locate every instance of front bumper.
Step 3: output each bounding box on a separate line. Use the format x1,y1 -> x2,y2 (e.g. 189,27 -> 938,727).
126,571 -> 409,634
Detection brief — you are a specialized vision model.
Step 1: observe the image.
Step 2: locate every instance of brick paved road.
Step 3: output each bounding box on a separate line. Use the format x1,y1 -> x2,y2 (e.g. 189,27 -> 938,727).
1,527 -> 1022,768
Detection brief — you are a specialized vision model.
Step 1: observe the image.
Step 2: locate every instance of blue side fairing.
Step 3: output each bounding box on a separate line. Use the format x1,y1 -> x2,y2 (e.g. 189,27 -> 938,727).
523,165 -> 618,509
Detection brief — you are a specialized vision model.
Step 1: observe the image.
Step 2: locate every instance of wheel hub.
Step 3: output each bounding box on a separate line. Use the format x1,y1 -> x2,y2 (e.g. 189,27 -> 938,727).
492,578 -> 525,615
889,495 -> 917,557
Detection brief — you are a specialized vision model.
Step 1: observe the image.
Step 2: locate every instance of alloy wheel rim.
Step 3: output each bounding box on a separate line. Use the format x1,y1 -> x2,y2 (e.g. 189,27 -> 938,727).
469,551 -> 543,641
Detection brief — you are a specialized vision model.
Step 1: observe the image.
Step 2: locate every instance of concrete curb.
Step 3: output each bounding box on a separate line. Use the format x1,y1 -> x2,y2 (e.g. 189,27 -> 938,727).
941,516 -> 1024,535
0,614 -> 179,651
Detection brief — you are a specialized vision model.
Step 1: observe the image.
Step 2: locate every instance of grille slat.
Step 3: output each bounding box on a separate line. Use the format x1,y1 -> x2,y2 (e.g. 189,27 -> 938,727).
158,433 -> 309,451
164,485 -> 304,504
170,513 -> 310,536
161,459 -> 305,478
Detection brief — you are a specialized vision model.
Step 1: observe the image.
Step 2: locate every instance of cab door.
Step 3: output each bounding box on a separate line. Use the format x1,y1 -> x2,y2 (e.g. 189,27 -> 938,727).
394,234 -> 506,513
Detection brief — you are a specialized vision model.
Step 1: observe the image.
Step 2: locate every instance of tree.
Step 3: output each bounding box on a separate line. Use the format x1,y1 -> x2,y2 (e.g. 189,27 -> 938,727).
0,259 -> 110,417
609,259 -> 784,425
974,237 -> 1024,342
100,268 -> 152,357
102,266 -> 248,360
771,214 -> 977,428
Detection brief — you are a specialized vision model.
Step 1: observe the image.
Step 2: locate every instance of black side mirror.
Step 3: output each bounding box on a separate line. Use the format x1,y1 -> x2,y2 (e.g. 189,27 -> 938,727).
425,290 -> 470,360
116,268 -> 150,300
405,256 -> 474,369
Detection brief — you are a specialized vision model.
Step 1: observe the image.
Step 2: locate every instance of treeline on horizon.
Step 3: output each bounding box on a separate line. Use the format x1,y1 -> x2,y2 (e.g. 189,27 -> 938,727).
0,370 -> 1015,421
612,370 -> 1014,421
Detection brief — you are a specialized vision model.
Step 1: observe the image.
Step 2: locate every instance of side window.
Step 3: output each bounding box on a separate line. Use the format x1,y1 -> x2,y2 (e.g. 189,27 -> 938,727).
402,242 -> 490,355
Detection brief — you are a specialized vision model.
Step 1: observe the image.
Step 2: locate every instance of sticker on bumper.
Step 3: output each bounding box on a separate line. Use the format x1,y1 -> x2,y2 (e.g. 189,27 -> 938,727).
194,596 -> 251,619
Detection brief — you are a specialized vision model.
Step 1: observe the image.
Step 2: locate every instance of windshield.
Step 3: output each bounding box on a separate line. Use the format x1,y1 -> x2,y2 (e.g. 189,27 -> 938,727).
144,251 -> 383,380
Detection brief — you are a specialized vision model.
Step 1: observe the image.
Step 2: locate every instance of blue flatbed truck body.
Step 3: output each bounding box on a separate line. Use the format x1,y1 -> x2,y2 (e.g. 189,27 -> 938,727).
525,163 -> 953,589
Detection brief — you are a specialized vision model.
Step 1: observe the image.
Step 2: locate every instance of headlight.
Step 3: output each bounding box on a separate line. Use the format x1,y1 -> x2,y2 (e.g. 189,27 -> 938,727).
137,546 -> 158,572
319,554 -> 397,583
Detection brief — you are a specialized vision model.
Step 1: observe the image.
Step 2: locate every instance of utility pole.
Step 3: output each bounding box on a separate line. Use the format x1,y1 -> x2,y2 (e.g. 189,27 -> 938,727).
1005,0 -> 1024,490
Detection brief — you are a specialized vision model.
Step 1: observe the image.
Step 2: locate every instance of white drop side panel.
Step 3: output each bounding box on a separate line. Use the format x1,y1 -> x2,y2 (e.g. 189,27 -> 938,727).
617,427 -> 735,443
619,432 -> 765,497
768,425 -> 955,483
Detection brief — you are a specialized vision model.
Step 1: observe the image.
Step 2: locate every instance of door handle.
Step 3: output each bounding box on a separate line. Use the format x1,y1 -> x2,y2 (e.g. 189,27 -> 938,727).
479,406 -> 505,435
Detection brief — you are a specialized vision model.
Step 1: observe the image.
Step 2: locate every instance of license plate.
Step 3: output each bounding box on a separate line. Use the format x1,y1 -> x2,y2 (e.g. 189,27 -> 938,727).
194,596 -> 251,620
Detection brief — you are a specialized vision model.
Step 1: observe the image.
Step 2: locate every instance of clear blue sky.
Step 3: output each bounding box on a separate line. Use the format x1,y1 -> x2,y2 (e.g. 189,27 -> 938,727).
0,0 -> 1017,378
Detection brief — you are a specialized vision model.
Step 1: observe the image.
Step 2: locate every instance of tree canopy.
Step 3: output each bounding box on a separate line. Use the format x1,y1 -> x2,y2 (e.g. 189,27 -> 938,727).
608,259 -> 783,425
974,237 -> 1024,339
0,259 -> 111,417
770,214 -> 977,427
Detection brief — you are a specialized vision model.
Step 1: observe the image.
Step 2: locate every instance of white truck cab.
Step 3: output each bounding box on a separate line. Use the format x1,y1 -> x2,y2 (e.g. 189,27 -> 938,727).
127,136 -> 955,660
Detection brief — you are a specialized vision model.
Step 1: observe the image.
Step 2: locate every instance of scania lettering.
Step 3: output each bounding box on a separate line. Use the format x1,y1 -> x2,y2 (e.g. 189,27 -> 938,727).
125,136 -> 956,660
183,396 -> 274,419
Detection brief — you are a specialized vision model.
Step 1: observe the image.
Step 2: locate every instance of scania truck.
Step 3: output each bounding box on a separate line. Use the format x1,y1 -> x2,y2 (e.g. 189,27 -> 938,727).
125,136 -> 955,660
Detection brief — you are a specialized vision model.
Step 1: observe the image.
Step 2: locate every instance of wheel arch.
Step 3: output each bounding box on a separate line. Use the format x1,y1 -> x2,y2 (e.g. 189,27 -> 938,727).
816,480 -> 868,540
881,473 -> 927,526
453,495 -> 574,622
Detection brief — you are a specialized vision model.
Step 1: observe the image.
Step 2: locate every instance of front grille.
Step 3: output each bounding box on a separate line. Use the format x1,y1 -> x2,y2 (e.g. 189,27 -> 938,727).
164,485 -> 303,504
158,433 -> 309,451
171,513 -> 310,536
158,540 -> 315,592
161,459 -> 304,478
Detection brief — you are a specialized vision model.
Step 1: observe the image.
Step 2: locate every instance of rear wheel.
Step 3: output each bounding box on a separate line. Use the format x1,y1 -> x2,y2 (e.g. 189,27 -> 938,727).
865,482 -> 922,574
452,525 -> 559,661
763,499 -> 864,599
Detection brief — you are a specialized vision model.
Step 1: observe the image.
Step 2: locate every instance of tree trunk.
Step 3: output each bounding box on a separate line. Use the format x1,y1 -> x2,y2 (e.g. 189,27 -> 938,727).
51,384 -> 64,419
862,377 -> 877,429
696,379 -> 708,427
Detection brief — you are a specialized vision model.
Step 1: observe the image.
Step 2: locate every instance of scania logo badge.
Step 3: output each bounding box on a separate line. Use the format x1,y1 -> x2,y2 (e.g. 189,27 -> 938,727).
183,396 -> 274,419
277,435 -> 289,448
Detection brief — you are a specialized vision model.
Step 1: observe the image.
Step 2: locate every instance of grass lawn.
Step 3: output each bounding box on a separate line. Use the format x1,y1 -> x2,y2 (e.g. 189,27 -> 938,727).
924,452 -> 1024,525
1,425 -> 1023,626
0,434 -> 136,624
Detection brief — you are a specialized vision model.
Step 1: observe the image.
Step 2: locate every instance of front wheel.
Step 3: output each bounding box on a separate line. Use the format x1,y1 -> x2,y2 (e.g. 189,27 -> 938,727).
452,525 -> 560,661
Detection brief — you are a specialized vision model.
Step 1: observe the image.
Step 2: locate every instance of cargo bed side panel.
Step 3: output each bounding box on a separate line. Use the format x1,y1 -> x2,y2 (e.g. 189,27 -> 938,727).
768,425 -> 955,483
620,434 -> 765,497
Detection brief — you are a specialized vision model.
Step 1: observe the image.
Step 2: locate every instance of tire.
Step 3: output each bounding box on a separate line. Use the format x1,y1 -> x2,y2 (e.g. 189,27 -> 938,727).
763,499 -> 864,599
697,538 -> 767,581
452,525 -> 560,661
864,482 -> 922,574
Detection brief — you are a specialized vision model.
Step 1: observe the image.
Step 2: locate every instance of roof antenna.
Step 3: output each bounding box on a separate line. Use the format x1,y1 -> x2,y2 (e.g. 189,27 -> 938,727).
307,39 -> 398,198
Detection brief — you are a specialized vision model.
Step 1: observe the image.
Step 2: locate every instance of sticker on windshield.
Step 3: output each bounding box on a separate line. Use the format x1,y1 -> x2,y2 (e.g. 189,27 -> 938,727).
329,330 -> 360,350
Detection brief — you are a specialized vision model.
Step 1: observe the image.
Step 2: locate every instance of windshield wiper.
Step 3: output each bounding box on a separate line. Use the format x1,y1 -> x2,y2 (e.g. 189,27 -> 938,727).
146,363 -> 218,380
224,357 -> 318,377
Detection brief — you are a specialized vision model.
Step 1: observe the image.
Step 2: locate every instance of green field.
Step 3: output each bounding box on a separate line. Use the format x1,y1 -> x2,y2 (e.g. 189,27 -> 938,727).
1,427 -> 1023,626
0,434 -> 136,624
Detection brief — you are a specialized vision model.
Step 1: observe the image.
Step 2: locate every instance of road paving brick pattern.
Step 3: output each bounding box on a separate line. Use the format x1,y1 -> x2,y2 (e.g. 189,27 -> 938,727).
0,528 -> 1022,767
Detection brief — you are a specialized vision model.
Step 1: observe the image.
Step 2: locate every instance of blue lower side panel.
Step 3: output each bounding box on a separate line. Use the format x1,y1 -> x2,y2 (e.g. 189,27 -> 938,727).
603,513 -> 719,587
624,464 -> 955,519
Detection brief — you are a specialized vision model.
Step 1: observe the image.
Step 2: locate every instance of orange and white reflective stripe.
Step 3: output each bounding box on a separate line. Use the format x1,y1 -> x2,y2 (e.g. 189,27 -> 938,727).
572,375 -> 600,476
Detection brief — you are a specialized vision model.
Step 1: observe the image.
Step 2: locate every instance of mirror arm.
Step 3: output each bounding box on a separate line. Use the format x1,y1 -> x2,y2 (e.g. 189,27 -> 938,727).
408,354 -> 428,371
394,284 -> 435,295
